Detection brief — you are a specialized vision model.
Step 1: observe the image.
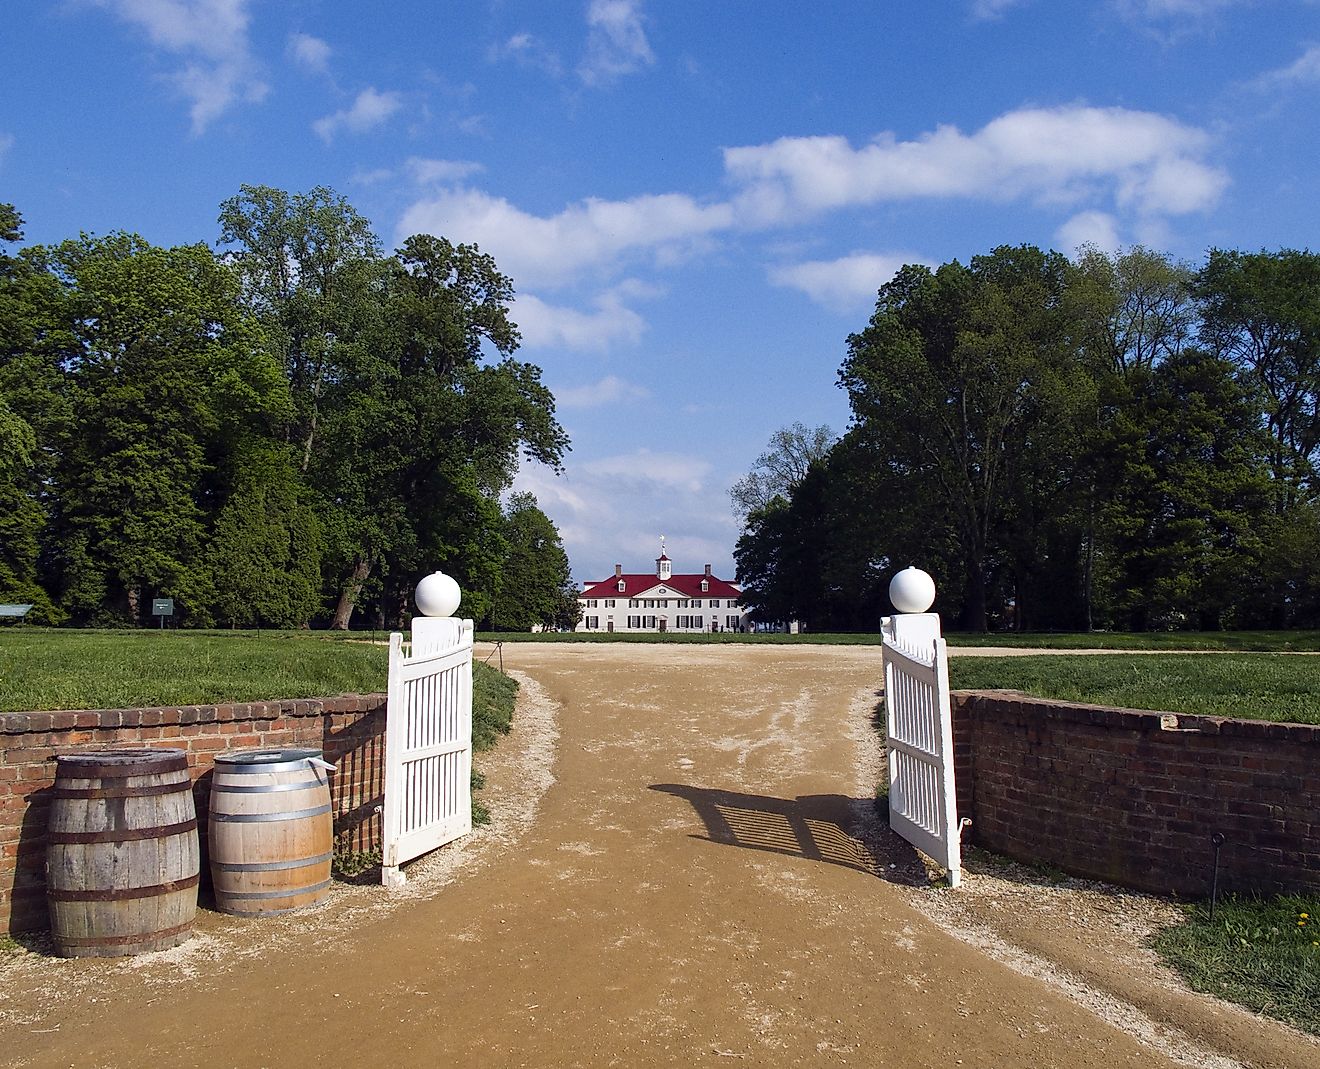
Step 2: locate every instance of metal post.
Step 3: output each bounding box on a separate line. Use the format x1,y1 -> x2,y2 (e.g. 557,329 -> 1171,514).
1209,832 -> 1226,921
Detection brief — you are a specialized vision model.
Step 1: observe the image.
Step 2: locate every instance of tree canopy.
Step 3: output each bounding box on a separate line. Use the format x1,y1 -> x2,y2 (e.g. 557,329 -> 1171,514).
736,244 -> 1320,633
0,192 -> 571,629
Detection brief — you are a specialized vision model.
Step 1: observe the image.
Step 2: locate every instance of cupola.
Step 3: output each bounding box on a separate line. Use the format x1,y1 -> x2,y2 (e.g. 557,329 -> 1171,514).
656,535 -> 672,581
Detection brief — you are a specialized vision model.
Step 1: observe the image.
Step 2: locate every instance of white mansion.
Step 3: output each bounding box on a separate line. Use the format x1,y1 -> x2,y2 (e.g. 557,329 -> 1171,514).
576,549 -> 748,633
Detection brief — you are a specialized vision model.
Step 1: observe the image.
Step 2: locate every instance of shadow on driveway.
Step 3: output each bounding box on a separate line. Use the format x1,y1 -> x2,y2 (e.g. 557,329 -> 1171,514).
650,783 -> 928,886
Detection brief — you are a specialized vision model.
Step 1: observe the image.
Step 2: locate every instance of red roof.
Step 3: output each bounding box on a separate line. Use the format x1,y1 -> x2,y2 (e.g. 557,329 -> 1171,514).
580,573 -> 742,601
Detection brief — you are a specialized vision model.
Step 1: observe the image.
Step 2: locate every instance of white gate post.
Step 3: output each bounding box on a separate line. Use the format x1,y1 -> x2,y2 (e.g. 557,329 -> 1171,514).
381,569 -> 474,889
881,566 -> 962,887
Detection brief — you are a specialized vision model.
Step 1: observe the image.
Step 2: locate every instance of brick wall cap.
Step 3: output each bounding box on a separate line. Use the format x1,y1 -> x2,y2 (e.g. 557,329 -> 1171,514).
952,689 -> 1320,740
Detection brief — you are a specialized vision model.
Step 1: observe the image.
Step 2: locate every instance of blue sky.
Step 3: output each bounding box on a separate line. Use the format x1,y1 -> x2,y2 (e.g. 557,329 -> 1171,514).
5,2 -> 1320,586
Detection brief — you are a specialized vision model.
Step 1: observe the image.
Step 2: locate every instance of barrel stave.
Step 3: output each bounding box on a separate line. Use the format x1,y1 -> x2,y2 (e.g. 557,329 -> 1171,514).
208,750 -> 333,916
46,750 -> 199,957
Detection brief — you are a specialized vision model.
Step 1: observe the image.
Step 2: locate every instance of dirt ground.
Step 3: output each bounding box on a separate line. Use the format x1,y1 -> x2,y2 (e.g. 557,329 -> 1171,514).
2,642 -> 1317,1068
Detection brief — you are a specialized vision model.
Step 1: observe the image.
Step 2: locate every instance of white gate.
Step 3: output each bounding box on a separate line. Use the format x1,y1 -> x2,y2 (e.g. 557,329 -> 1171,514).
381,618 -> 473,888
881,617 -> 962,887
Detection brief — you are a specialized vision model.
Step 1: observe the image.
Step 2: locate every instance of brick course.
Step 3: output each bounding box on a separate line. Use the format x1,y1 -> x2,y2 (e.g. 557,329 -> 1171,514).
951,691 -> 1320,896
1,695 -> 387,935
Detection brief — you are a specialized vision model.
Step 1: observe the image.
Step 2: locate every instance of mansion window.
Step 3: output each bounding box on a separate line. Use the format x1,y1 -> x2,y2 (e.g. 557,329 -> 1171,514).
726,615 -> 741,630
627,615 -> 642,628
586,616 -> 599,629
605,599 -> 616,608
584,599 -> 598,608
691,599 -> 702,608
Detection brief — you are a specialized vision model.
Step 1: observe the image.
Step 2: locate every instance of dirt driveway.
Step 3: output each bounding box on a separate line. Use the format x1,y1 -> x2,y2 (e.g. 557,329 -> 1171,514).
2,643 -> 1316,1068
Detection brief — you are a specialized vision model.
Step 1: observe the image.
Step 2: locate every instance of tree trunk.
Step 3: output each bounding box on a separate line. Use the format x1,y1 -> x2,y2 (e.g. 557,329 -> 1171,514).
331,557 -> 371,630
959,558 -> 988,632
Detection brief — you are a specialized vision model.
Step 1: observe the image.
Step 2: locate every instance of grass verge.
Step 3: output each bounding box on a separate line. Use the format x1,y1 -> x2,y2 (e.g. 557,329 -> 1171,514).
471,662 -> 519,827
480,630 -> 886,645
479,629 -> 1320,652
944,630 -> 1320,652
949,654 -> 1320,724
1153,894 -> 1320,1036
0,630 -> 387,712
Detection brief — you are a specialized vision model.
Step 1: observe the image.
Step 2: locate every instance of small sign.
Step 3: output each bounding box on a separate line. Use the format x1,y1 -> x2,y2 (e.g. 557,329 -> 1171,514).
152,598 -> 174,616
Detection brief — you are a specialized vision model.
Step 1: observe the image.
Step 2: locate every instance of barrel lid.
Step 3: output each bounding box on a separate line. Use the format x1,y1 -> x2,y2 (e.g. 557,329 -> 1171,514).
55,749 -> 188,777
215,748 -> 323,773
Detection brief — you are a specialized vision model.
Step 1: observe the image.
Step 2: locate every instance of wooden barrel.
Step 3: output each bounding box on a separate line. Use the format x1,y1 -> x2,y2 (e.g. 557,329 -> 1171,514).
208,748 -> 333,916
46,749 -> 199,958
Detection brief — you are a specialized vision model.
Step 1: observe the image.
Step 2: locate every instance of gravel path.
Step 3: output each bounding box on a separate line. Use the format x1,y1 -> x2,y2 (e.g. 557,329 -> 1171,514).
1,642 -> 1315,1068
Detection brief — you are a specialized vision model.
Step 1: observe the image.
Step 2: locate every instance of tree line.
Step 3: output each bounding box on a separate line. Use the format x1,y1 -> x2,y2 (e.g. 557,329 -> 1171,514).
735,245 -> 1320,633
0,188 -> 580,631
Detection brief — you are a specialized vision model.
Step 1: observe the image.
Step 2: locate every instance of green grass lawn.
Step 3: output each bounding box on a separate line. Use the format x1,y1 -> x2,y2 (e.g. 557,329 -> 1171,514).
479,630 -> 888,644
949,654 -> 1320,724
1154,895 -> 1320,1036
0,629 -> 389,712
944,629 -> 1320,652
480,628 -> 1320,652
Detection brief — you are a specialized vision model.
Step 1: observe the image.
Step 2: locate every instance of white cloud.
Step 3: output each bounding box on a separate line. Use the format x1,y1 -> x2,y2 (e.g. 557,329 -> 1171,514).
288,32 -> 331,75
512,291 -> 647,351
553,375 -> 651,409
724,106 -> 1227,222
312,87 -> 403,142
397,187 -> 734,288
1056,211 -> 1123,255
490,32 -> 563,77
92,0 -> 267,133
1120,0 -> 1238,17
971,0 -> 1030,18
406,157 -> 486,185
1254,43 -> 1320,88
514,454 -> 740,583
769,252 -> 918,311
583,449 -> 710,493
579,0 -> 655,86
395,104 -> 1223,290
350,166 -> 395,186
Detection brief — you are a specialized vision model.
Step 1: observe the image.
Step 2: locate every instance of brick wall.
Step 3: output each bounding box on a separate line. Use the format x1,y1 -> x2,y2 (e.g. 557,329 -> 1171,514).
951,691 -> 1320,896
1,695 -> 387,935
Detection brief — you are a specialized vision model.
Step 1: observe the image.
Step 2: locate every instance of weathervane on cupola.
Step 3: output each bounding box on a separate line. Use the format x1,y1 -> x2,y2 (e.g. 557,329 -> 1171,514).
656,535 -> 672,581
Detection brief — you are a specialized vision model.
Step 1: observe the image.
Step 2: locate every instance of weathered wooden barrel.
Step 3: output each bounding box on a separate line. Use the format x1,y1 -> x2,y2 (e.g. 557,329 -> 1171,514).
208,748 -> 333,916
46,749 -> 199,958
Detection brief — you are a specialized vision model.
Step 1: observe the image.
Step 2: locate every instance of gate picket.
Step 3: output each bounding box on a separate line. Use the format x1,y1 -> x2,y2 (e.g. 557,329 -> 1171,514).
381,619 -> 474,888
881,620 -> 961,887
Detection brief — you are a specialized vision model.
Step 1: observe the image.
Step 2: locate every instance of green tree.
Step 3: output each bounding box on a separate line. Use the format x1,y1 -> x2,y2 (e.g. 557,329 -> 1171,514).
840,246 -> 1081,630
483,492 -> 577,631
1101,349 -> 1270,630
206,444 -> 323,628
218,188 -> 569,629
0,205 -> 68,621
730,422 -> 835,520
0,395 -> 53,617
37,233 -> 286,624
1195,249 -> 1320,625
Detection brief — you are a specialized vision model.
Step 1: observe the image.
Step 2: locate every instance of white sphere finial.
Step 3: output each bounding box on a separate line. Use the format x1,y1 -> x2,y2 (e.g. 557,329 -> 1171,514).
415,570 -> 461,618
889,566 -> 936,614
